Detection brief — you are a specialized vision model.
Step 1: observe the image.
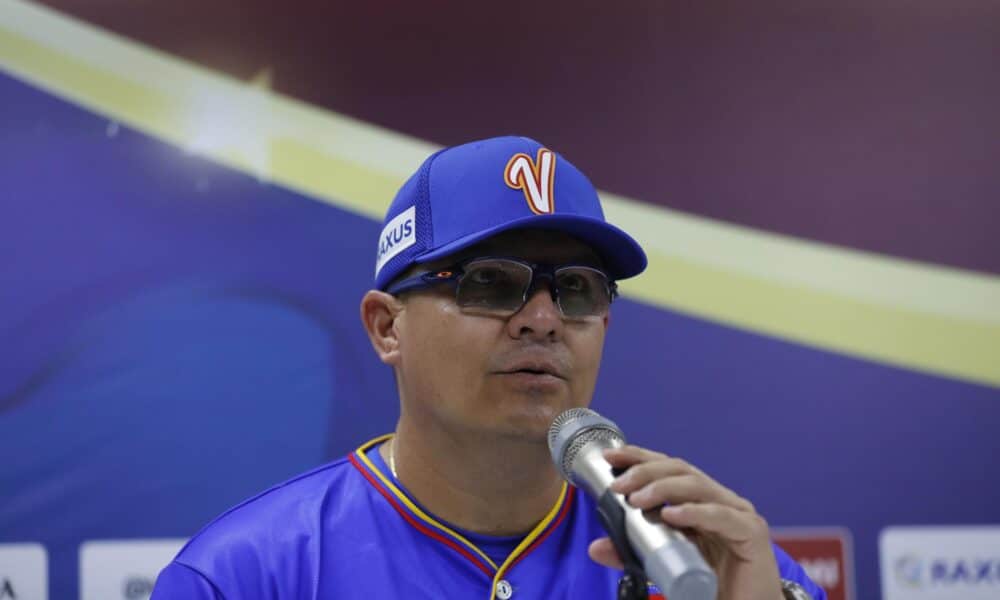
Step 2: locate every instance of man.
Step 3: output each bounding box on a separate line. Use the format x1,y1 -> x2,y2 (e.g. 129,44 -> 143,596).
152,136 -> 824,599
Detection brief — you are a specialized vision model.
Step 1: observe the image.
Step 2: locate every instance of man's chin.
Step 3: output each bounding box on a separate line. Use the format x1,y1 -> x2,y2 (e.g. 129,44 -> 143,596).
493,406 -> 570,443
470,390 -> 584,442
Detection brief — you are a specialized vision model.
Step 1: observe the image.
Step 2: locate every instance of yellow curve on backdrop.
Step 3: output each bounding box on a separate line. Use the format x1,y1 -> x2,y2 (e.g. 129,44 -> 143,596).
1,0 -> 998,388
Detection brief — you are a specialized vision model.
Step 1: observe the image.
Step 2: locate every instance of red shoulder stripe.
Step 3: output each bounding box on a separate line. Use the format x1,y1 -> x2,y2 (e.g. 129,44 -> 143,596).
348,452 -> 495,578
507,486 -> 576,571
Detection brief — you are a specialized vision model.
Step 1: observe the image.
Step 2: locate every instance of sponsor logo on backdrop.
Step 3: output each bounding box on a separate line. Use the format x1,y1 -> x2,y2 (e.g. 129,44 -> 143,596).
772,528 -> 853,600
0,543 -> 48,600
80,539 -> 186,600
880,525 -> 1000,600
893,554 -> 923,587
891,553 -> 1000,587
123,575 -> 157,599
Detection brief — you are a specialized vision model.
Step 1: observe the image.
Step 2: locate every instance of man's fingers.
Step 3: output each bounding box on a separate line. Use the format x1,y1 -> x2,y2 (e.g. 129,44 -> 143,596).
606,448 -> 692,497
660,503 -> 769,553
603,445 -> 668,468
624,474 -> 706,509
625,475 -> 754,513
608,456 -> 691,492
606,449 -> 753,513
587,537 -> 625,570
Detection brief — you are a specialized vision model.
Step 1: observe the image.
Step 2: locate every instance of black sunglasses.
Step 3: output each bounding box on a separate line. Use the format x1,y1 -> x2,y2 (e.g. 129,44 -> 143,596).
386,257 -> 618,319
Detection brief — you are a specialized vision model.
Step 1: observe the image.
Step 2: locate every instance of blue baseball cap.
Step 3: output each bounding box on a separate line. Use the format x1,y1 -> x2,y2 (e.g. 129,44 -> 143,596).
374,136 -> 647,290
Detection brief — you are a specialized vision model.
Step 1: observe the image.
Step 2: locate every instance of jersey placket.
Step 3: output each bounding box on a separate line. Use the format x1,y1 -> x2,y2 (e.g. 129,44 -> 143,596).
350,435 -> 576,598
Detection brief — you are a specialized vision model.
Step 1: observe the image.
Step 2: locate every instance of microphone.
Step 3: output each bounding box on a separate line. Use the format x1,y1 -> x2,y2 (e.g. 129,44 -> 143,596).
548,408 -> 718,600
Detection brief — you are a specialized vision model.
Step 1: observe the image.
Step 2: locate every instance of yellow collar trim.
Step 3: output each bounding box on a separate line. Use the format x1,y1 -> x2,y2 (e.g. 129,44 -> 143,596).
352,434 -> 571,587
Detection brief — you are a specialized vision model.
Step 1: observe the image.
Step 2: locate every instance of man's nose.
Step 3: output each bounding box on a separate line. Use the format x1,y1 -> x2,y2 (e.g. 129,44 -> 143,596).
507,284 -> 563,340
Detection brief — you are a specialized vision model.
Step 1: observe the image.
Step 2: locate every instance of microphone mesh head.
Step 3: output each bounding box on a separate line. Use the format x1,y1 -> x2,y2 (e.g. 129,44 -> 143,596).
547,407 -> 594,450
547,408 -> 625,483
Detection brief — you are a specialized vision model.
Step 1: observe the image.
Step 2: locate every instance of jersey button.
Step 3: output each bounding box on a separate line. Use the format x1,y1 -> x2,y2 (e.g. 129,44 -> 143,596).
496,579 -> 513,599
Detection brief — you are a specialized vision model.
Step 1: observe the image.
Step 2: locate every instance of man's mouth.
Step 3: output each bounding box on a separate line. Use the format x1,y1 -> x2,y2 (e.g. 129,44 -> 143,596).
499,360 -> 566,380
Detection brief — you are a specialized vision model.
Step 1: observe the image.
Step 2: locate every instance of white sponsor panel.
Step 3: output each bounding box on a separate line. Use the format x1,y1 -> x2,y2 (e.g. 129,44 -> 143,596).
880,525 -> 1000,600
80,539 -> 186,600
0,543 -> 47,600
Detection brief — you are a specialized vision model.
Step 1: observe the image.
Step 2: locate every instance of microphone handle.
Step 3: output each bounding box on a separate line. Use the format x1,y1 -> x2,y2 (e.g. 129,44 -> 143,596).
573,443 -> 718,600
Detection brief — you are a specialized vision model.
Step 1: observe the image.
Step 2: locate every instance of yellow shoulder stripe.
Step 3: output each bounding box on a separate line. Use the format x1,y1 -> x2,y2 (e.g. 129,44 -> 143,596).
353,436 -> 499,571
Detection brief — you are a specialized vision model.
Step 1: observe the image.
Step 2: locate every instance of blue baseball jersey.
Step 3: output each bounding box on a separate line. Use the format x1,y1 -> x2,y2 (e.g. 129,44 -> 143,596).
152,436 -> 826,599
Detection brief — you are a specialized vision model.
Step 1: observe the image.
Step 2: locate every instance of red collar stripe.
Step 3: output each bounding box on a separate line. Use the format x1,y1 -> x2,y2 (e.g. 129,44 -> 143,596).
348,452 -> 495,578
507,486 -> 576,571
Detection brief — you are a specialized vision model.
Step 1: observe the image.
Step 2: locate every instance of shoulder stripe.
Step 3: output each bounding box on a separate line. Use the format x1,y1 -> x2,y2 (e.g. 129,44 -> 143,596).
349,435 -> 576,595
489,483 -> 575,600
348,451 -> 495,578
506,486 -> 575,572
349,436 -> 497,575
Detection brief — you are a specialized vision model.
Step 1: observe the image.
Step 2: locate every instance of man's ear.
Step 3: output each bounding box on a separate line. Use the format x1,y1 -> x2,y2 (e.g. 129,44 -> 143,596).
360,290 -> 404,366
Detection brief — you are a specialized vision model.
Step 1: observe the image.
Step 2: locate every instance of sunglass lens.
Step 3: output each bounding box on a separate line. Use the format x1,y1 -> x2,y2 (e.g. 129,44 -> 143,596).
456,260 -> 532,314
555,267 -> 611,317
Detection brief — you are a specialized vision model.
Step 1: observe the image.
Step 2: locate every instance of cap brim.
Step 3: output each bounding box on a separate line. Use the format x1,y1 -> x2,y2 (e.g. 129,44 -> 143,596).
414,213 -> 647,280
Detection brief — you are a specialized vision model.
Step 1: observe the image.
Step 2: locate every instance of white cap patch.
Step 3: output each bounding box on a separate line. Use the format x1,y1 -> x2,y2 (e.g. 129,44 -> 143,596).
375,206 -> 416,277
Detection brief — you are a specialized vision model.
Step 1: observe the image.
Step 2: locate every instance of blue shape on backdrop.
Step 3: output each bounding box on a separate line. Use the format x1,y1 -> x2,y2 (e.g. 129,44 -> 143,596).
0,70 -> 398,599
1,283 -> 334,539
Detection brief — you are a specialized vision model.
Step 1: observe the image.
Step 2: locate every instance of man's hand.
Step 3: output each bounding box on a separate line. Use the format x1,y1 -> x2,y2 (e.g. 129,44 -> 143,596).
587,445 -> 785,600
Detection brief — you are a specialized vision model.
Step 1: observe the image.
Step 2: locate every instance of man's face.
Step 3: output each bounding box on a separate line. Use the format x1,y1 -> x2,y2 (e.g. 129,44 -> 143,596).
393,229 -> 610,443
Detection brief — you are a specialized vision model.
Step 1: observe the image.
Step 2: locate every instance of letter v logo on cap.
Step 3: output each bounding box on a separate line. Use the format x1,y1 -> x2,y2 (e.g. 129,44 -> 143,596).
504,148 -> 556,214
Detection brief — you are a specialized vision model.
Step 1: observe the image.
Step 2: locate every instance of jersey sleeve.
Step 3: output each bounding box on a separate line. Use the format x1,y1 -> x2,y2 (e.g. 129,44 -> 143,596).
771,542 -> 828,600
151,561 -> 225,600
